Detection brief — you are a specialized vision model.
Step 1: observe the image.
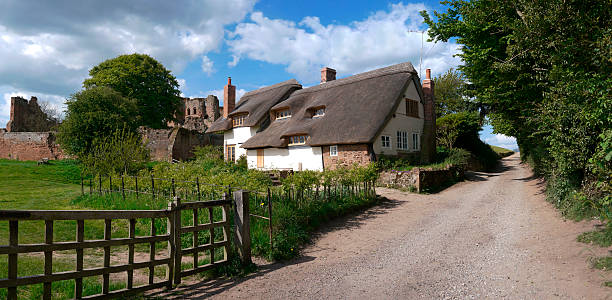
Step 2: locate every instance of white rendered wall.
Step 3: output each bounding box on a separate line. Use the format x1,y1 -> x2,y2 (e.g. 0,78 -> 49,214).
247,146 -> 324,171
372,80 -> 424,156
224,126 -> 259,159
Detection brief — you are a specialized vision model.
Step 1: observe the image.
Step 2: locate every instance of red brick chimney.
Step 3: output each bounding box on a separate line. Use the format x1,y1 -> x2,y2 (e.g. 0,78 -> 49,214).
421,68 -> 436,163
320,67 -> 336,83
223,77 -> 235,118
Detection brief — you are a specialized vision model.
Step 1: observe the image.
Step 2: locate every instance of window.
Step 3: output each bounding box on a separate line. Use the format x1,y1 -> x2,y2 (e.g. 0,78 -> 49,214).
275,109 -> 291,120
232,114 -> 247,126
381,135 -> 391,148
288,135 -> 308,145
330,145 -> 338,156
406,99 -> 419,118
187,108 -> 191,115
193,107 -> 197,115
412,133 -> 420,150
313,107 -> 325,118
226,145 -> 236,162
396,131 -> 408,150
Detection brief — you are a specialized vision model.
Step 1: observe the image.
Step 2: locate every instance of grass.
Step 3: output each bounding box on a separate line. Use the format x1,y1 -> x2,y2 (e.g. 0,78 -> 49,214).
489,145 -> 514,157
577,227 -> 612,247
590,257 -> 612,271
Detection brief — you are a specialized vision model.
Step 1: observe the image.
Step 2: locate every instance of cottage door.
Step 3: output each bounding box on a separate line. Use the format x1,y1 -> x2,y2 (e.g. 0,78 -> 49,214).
257,149 -> 264,168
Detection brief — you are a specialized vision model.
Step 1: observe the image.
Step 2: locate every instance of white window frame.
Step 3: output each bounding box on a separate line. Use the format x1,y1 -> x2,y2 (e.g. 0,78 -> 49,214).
329,145 -> 338,156
412,132 -> 420,150
275,109 -> 291,120
381,135 -> 391,149
396,131 -> 408,150
313,108 -> 325,118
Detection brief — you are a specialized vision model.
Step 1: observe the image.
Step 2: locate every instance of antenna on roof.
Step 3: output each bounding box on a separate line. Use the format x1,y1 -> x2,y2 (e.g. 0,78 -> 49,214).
408,30 -> 425,78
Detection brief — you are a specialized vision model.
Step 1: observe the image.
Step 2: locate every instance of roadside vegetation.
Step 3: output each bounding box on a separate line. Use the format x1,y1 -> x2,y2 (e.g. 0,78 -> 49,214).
422,0 -> 611,281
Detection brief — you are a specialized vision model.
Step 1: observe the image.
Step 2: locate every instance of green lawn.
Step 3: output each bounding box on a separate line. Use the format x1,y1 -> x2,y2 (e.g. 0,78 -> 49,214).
489,145 -> 515,157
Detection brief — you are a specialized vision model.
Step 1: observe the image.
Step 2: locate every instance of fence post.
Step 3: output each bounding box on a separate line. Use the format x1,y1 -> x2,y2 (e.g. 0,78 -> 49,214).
135,176 -> 139,200
171,178 -> 176,199
267,187 -> 273,250
8,221 -> 18,300
166,201 -> 176,290
233,190 -> 252,265
173,196 -> 182,285
151,175 -> 156,202
121,175 -> 126,201
196,177 -> 201,202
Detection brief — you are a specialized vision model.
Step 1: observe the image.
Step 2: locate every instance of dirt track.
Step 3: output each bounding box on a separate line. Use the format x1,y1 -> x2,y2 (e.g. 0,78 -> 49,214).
152,154 -> 611,299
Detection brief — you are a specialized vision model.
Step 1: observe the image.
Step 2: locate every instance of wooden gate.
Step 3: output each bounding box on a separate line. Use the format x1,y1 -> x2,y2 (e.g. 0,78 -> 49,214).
0,191 -> 249,299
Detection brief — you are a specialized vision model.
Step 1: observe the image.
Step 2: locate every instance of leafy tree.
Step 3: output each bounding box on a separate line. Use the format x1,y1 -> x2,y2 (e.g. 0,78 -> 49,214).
433,68 -> 478,118
57,86 -> 138,156
83,53 -> 181,129
82,128 -> 150,175
422,0 -> 611,217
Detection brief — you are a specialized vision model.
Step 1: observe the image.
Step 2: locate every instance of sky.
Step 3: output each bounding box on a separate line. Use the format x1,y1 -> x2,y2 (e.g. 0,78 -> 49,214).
0,0 -> 518,150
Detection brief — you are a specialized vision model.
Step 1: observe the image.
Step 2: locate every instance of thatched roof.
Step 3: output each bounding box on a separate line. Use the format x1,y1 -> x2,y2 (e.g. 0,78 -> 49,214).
242,62 -> 420,149
206,79 -> 302,133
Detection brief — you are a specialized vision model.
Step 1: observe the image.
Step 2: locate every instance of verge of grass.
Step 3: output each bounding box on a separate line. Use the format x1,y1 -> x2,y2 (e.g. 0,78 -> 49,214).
590,256 -> 612,271
490,145 -> 514,157
577,226 -> 612,247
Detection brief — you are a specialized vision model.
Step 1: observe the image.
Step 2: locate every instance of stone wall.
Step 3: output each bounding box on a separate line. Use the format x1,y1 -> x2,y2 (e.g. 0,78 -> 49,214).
168,95 -> 221,132
141,127 -> 223,162
322,144 -> 372,170
0,130 -> 65,161
6,96 -> 58,132
377,165 -> 465,192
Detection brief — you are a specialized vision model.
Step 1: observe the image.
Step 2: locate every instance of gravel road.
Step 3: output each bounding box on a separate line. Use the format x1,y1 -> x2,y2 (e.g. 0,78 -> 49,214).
153,154 -> 611,299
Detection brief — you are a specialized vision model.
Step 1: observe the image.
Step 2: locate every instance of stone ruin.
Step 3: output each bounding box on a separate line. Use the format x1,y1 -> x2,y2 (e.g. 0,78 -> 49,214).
6,96 -> 58,132
168,95 -> 223,132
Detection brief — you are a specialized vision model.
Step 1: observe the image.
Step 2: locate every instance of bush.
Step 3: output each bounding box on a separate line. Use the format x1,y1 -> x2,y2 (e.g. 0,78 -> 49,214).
82,128 -> 150,176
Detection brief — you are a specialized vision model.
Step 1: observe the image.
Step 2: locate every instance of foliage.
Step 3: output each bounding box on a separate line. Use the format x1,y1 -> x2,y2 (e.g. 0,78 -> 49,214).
83,53 -> 182,129
81,128 -> 150,176
422,0 -> 611,223
577,224 -> 612,248
433,68 -> 478,118
57,86 -> 138,156
193,145 -> 224,161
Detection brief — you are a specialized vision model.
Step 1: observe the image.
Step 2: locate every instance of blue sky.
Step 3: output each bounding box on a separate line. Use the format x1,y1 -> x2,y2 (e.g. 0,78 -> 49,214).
0,0 -> 517,150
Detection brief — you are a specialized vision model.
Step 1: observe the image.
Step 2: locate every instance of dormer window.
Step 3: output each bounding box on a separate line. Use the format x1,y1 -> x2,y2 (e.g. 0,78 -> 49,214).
312,107 -> 325,118
275,109 -> 291,120
288,135 -> 308,145
233,114 -> 247,127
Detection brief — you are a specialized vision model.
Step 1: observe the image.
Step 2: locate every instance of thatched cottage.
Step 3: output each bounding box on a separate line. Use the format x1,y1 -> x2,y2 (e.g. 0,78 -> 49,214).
207,62 -> 436,171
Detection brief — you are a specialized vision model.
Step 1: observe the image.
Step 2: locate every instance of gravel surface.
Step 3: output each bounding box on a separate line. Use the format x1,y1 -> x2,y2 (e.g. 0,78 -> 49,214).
151,154 -> 611,299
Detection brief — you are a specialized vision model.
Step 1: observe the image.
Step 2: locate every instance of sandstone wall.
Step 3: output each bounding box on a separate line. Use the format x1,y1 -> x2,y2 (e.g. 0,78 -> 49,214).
377,165 -> 465,192
322,144 -> 372,170
141,127 -> 223,162
6,96 -> 58,132
0,131 -> 65,161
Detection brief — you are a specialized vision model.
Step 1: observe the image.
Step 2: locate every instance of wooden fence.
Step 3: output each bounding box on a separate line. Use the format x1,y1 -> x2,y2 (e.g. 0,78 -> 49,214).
0,191 -> 252,300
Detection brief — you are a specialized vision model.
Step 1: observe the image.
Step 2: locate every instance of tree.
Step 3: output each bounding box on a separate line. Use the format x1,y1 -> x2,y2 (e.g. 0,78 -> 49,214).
433,68 -> 477,118
57,86 -> 138,156
422,0 -> 611,215
83,53 -> 181,129
82,128 -> 150,176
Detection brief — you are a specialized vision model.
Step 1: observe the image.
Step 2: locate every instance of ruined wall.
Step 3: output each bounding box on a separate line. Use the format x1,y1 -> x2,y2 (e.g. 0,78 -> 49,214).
322,144 -> 372,170
141,127 -> 223,162
6,96 -> 58,132
168,95 -> 221,132
0,130 -> 65,161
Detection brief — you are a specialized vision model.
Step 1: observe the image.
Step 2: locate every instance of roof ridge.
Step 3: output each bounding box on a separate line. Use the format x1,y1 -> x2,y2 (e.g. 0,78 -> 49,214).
241,79 -> 301,98
293,62 -> 416,96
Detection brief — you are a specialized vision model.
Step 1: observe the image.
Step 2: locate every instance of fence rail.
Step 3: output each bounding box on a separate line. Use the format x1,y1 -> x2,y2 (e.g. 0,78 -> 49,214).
0,191 -> 253,300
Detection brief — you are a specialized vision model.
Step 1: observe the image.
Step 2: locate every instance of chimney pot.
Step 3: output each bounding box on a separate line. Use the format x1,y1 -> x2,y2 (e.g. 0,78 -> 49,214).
426,69 -> 431,80
228,77 -> 232,85
321,67 -> 336,83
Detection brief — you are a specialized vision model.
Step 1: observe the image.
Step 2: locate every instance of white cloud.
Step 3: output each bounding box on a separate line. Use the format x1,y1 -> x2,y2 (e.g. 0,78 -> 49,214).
201,56 -> 215,76
0,0 -> 256,123
483,134 -> 518,150
227,3 -> 461,83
